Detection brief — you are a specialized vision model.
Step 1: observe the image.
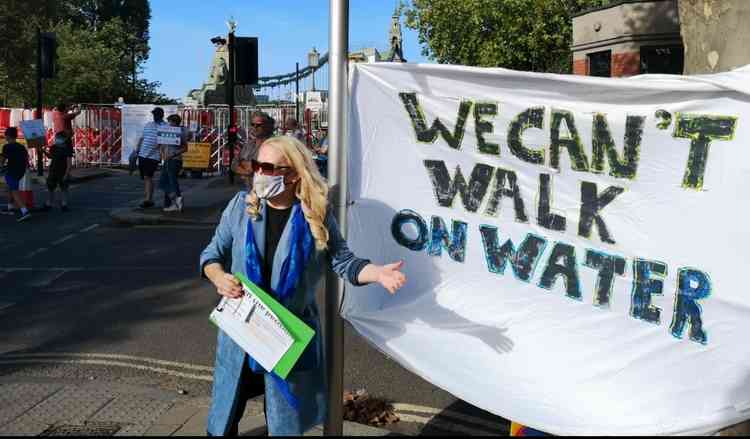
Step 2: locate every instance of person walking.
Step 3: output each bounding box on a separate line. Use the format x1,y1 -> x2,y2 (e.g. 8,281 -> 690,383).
135,107 -> 167,208
1,127 -> 32,222
160,114 -> 188,212
41,132 -> 73,212
200,135 -> 406,436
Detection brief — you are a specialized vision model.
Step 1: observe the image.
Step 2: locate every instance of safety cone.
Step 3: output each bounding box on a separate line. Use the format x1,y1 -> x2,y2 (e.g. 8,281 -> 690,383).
18,172 -> 34,209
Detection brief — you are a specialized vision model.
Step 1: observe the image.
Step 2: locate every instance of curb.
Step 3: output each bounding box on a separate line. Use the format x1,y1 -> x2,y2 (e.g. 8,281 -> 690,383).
109,208 -> 220,227
108,178 -> 237,227
0,170 -> 112,188
69,170 -> 113,184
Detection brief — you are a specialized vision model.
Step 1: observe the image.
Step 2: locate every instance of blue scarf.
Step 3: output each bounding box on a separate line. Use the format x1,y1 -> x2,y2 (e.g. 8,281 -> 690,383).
245,202 -> 314,411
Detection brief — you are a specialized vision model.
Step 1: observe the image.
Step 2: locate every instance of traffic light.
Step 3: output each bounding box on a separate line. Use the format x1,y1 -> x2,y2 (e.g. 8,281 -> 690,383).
228,124 -> 239,144
39,32 -> 57,79
234,37 -> 258,86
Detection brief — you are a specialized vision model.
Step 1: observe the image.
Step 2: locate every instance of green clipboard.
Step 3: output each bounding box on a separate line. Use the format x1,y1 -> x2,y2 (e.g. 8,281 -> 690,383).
227,272 -> 315,380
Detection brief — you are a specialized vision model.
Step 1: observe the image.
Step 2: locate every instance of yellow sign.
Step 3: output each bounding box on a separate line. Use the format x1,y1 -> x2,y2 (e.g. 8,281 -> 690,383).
183,142 -> 211,169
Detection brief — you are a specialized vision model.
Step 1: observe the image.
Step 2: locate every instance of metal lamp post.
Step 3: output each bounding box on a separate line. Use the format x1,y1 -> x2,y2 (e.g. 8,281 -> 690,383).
295,62 -> 300,122
308,47 -> 320,91
324,0 -> 349,435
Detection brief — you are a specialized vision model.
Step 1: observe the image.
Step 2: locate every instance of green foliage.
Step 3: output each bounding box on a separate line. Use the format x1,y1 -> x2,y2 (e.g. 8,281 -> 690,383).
404,0 -> 610,72
0,0 -> 172,107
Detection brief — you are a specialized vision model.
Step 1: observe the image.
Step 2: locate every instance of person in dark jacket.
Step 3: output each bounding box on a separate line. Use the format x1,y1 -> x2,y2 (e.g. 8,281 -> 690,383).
1,127 -> 31,222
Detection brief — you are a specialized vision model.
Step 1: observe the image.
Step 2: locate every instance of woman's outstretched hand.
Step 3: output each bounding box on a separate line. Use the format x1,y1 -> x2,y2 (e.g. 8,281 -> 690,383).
358,261 -> 407,294
376,261 -> 407,294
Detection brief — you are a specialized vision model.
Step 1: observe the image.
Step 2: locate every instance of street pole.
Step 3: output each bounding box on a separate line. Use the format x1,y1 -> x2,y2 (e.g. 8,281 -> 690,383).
227,30 -> 236,184
131,46 -> 137,102
36,28 -> 44,176
324,0 -> 348,435
295,62 -> 300,122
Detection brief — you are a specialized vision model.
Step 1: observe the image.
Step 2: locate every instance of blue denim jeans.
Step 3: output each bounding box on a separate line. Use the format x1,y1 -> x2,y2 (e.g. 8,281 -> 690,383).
159,159 -> 182,197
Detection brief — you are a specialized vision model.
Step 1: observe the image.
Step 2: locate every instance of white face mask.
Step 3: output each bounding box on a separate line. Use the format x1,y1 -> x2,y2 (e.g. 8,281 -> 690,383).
254,174 -> 286,200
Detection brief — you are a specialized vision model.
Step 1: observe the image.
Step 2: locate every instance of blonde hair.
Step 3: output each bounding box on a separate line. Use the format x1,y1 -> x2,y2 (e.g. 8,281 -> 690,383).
246,136 -> 330,249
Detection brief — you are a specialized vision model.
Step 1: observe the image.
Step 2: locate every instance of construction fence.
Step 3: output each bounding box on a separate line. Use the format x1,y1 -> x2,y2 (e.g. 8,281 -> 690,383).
0,104 -> 328,174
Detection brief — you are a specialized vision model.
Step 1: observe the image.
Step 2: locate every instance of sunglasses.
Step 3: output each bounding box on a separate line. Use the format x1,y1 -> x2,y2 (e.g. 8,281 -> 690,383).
251,159 -> 291,175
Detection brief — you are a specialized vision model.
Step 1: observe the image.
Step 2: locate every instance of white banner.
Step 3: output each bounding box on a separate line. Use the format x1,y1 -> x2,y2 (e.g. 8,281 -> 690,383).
120,104 -> 178,164
343,63 -> 750,435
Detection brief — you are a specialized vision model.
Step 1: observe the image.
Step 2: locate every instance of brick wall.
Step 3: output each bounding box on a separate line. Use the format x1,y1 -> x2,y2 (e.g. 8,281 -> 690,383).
612,52 -> 640,77
573,59 -> 587,75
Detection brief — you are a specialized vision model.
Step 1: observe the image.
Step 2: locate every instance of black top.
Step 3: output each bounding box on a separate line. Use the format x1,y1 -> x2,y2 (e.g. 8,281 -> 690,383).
1,142 -> 28,179
262,205 -> 293,291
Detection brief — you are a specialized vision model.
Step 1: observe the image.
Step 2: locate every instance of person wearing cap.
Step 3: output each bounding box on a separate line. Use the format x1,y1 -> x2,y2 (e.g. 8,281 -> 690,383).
135,107 -> 167,208
160,114 -> 189,212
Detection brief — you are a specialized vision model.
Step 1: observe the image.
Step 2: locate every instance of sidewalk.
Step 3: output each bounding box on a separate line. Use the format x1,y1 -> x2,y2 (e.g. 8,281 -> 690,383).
0,377 -> 395,436
109,176 -> 241,226
0,167 -> 113,189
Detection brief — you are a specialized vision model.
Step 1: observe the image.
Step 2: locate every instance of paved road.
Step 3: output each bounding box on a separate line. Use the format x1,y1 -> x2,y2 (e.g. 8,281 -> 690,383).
0,170 -> 508,436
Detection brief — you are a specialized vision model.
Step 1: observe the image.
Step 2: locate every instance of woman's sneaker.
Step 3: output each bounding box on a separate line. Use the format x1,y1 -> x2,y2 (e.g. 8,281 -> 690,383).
17,211 -> 32,222
175,196 -> 183,212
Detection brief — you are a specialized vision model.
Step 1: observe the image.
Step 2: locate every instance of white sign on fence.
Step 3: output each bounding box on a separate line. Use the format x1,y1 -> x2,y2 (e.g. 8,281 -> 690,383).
157,125 -> 183,146
120,105 -> 178,164
343,63 -> 750,435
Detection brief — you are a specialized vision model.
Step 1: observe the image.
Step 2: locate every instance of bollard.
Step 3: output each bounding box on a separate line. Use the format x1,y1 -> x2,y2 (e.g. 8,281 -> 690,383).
18,172 -> 34,209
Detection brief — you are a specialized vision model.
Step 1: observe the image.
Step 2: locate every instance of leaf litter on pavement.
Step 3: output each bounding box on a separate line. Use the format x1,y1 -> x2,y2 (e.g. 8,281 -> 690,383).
343,388 -> 400,427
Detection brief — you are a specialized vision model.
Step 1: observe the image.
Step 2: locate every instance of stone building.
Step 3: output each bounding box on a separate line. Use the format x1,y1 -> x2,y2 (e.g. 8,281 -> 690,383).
571,0 -> 683,77
349,5 -> 407,64
184,37 -> 255,107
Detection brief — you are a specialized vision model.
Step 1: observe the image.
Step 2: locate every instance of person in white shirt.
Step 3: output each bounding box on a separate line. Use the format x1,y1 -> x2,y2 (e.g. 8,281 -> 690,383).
135,107 -> 167,208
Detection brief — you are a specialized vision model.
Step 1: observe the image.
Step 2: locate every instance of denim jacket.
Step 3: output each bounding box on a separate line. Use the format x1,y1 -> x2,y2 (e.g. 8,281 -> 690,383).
200,192 -> 369,436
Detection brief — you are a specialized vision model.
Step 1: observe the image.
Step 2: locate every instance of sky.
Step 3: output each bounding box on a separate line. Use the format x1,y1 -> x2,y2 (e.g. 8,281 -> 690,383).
143,1 -> 429,100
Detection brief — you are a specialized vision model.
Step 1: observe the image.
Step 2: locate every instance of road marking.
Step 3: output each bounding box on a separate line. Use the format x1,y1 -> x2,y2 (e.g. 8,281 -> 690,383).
393,402 -> 505,431
21,224 -> 98,259
80,223 -> 100,233
0,352 -> 213,372
28,270 -> 69,288
24,247 -> 50,259
134,225 -> 216,230
0,359 -> 213,382
1,266 -> 192,272
397,413 -> 503,436
50,234 -> 76,246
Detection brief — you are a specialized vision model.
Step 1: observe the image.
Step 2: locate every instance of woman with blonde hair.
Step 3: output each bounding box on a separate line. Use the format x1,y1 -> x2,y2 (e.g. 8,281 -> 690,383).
200,135 -> 406,436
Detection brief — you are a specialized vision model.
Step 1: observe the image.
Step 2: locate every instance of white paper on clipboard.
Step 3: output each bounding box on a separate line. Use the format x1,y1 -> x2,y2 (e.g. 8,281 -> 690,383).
209,285 -> 294,372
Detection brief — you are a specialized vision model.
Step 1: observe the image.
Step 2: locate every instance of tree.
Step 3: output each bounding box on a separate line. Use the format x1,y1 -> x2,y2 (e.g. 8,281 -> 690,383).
0,0 -> 69,106
404,0 -> 610,73
66,0 -> 151,100
0,0 -> 164,107
678,0 -> 750,74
